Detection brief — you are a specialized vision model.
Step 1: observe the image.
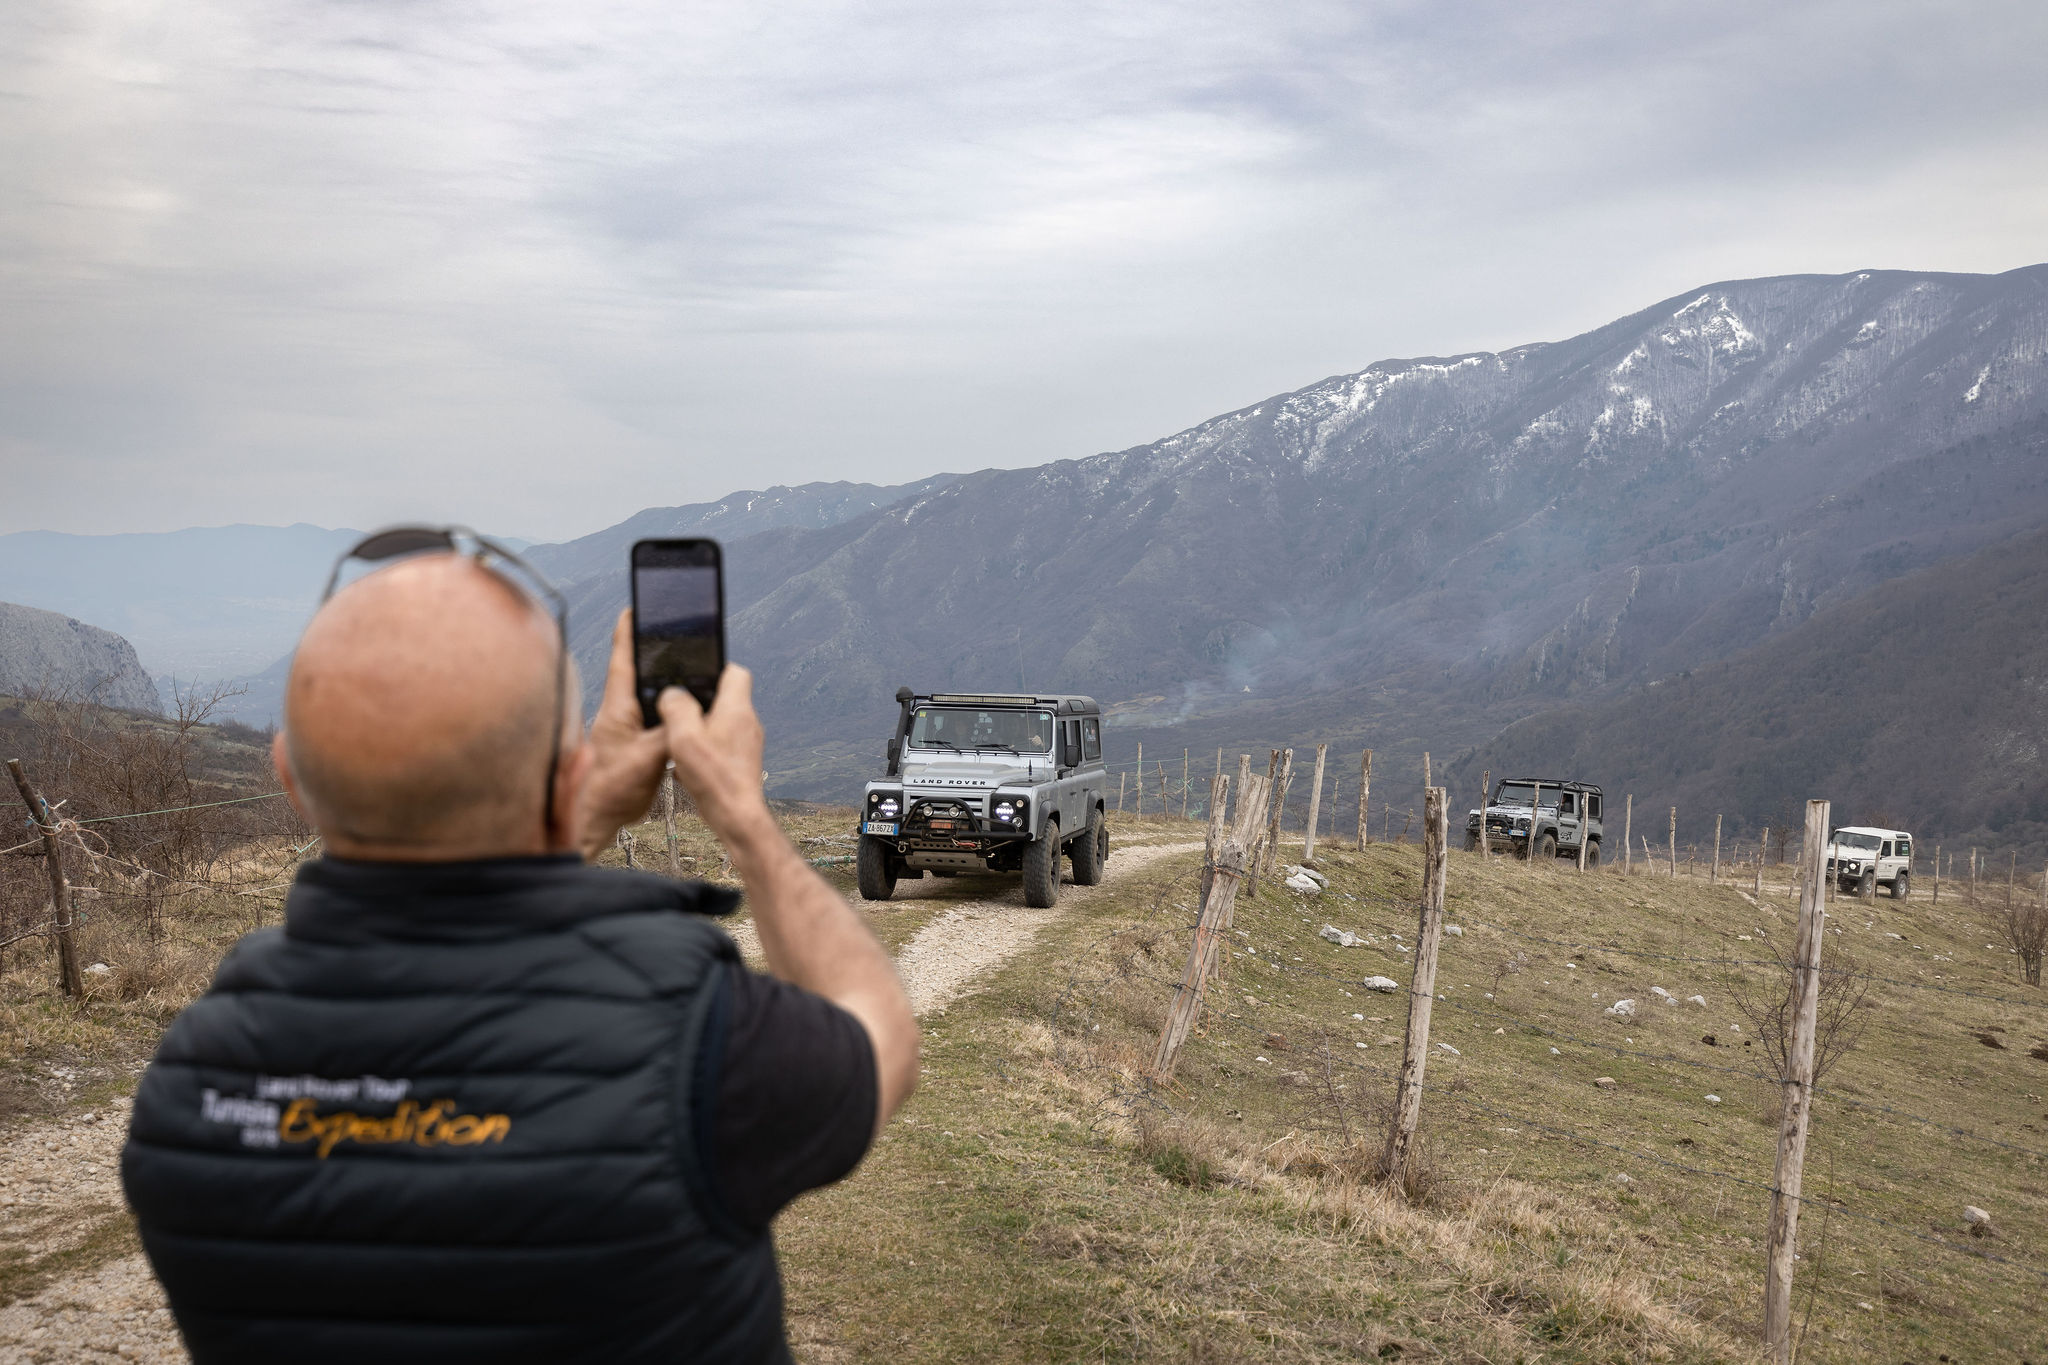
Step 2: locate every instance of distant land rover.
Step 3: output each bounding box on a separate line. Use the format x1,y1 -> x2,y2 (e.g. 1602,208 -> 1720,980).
1467,777 -> 1604,864
1826,825 -> 1914,899
856,688 -> 1109,908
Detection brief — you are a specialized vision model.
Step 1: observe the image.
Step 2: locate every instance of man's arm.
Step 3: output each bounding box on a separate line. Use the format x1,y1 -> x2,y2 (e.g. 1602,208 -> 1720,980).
657,668 -> 918,1130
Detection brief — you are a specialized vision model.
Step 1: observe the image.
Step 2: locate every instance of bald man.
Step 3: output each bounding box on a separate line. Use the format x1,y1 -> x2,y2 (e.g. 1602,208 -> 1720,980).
121,552 -> 918,1365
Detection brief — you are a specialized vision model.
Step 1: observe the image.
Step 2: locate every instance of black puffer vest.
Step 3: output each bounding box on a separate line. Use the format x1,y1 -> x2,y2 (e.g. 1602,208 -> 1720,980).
121,855 -> 788,1364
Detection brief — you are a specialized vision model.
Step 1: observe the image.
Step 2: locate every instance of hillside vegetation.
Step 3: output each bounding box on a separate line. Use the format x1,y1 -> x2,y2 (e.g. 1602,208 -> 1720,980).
1451,523 -> 2048,860
4,798 -> 2044,1360
764,820 -> 2048,1363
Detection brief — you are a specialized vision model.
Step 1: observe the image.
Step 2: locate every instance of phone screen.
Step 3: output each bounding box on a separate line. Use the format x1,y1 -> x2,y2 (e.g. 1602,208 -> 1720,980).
631,539 -> 725,725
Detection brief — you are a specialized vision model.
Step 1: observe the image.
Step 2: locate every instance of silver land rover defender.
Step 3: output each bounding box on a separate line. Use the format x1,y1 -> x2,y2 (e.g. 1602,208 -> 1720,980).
1826,825 -> 1914,899
1467,777 -> 1604,864
856,689 -> 1110,908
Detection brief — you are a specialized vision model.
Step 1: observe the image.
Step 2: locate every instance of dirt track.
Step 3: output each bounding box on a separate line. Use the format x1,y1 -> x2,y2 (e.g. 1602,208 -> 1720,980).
0,839 -> 1205,1361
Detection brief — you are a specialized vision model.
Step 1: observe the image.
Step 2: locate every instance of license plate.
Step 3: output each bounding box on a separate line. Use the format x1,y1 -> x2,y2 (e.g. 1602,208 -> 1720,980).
864,821 -> 897,836
929,820 -> 954,831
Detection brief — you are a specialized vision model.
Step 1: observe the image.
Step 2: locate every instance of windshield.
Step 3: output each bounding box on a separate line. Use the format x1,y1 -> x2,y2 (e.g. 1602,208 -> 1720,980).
908,706 -> 1053,753
1831,830 -> 1881,852
1492,782 -> 1547,808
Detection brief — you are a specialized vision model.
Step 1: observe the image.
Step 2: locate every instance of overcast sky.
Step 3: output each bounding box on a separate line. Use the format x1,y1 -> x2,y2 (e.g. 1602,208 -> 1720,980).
3,1 -> 2045,542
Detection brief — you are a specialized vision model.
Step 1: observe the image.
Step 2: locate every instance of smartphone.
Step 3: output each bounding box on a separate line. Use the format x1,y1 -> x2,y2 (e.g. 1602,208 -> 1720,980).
630,539 -> 726,726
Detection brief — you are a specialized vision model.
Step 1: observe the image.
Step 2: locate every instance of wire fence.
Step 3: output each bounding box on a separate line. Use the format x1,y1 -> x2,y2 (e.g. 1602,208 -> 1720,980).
1036,813 -> 2048,1359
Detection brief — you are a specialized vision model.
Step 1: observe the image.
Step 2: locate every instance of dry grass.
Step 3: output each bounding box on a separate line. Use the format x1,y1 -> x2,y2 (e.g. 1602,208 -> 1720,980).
8,805 -> 2046,1362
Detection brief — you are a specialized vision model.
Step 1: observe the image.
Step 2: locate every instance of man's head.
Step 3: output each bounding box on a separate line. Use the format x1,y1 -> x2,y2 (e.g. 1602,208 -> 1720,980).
274,553 -> 586,860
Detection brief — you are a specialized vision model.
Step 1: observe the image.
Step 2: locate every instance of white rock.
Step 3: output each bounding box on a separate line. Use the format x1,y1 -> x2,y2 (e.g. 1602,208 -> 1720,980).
1285,864 -> 1330,888
1444,924 -> 1464,937
1436,1043 -> 1461,1056
1363,976 -> 1399,993
1604,999 -> 1637,1018
1612,1172 -> 1635,1184
1320,924 -> 1364,947
1964,1205 -> 1993,1227
85,962 -> 112,976
1687,995 -> 1707,1007
1549,1047 -> 1561,1055
1351,1012 -> 1365,1021
1650,986 -> 1671,998
1286,872 -> 1324,895
1704,1094 -> 1723,1104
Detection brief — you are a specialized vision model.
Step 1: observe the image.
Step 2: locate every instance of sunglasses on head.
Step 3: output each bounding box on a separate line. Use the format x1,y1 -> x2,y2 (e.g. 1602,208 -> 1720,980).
321,526 -> 571,836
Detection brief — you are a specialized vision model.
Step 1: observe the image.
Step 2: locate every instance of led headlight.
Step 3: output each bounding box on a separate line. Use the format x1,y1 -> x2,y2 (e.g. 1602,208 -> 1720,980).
993,800 -> 1018,824
869,792 -> 901,819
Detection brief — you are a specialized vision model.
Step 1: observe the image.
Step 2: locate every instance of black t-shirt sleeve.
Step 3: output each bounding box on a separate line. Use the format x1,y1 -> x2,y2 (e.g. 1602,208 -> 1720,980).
692,961 -> 878,1231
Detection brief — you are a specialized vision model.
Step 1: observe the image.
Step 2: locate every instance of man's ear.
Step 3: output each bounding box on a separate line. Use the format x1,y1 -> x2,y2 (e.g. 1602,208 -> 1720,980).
272,731 -> 316,828
548,740 -> 596,855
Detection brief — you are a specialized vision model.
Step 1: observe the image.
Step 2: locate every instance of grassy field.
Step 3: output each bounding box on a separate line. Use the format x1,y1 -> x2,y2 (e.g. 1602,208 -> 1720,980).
4,805 -> 2044,1362
760,814 -> 2048,1363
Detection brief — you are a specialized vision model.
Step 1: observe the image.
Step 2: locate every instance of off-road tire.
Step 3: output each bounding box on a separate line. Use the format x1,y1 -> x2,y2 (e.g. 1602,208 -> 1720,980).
1858,869 -> 1876,898
1585,839 -> 1601,868
1071,808 -> 1107,886
856,836 -> 897,902
1023,823 -> 1061,908
1890,872 -> 1910,900
1536,832 -> 1558,861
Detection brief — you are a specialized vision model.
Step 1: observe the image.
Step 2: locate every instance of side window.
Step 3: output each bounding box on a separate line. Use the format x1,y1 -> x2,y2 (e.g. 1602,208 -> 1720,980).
1062,721 -> 1080,766
1589,794 -> 1601,819
1897,838 -> 1911,860
1082,717 -> 1101,760
1560,792 -> 1575,815
1880,840 -> 1893,858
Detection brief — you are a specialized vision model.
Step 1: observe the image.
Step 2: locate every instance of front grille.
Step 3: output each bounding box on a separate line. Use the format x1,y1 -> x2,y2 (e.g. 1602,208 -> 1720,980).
909,792 -> 987,819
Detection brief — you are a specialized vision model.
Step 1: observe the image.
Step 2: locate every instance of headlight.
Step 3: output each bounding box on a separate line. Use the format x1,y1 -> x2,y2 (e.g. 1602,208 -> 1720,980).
870,792 -> 900,819
992,797 -> 1024,825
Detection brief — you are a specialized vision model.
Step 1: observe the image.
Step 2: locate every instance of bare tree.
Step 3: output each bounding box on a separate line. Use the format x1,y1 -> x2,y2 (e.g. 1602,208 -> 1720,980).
1728,943 -> 1876,1089
1986,867 -> 2048,987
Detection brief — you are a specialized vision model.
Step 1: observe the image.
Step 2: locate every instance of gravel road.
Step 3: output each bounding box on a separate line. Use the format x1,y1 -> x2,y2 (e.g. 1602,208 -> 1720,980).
0,838 -> 1204,1360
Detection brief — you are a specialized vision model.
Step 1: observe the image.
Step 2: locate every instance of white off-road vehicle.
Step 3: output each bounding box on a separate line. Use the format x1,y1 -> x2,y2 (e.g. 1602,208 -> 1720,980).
1826,826 -> 1914,899
856,689 -> 1109,908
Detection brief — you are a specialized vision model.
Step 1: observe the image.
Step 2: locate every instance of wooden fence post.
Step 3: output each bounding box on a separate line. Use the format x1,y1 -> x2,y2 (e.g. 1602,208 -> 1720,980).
1249,751 -> 1278,895
1117,771 -> 1126,813
1303,743 -> 1328,863
1757,828 -> 1768,897
1763,798 -> 1831,1363
1624,794 -> 1633,873
1358,749 -> 1373,847
1477,769 -> 1490,860
1713,814 -> 1722,884
1932,843 -> 1940,905
1261,749 -> 1293,879
8,759 -> 84,997
1201,775 -> 1231,895
1135,742 -> 1144,817
1971,847 -> 1978,903
1528,781 -> 1543,871
1182,750 -> 1190,820
1156,776 -> 1272,1076
1577,795 -> 1590,871
1383,786 -> 1447,1192
1203,775 -> 1270,984
1669,807 -> 1678,880
662,770 -> 682,877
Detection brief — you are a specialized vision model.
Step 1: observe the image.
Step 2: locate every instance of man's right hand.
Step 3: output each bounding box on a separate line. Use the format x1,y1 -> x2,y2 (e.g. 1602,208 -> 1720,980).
657,665 -> 918,1132
656,666 -> 773,850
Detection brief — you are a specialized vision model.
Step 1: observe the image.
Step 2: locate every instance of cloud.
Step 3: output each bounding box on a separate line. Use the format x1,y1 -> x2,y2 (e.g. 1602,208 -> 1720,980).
2,0 -> 2045,539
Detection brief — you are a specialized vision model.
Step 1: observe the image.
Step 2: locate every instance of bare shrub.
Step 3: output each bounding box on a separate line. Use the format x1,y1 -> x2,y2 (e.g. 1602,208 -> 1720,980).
1727,943 -> 1875,1088
1985,868 -> 2047,987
